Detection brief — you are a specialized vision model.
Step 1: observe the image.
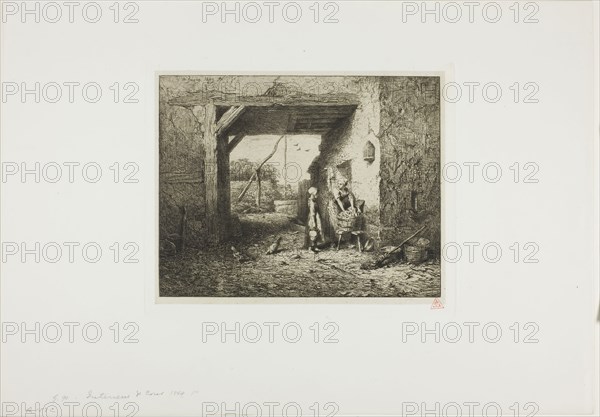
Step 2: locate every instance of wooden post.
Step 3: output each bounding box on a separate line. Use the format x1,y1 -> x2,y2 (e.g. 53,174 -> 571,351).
283,136 -> 287,199
297,179 -> 310,222
256,168 -> 261,209
203,103 -> 230,243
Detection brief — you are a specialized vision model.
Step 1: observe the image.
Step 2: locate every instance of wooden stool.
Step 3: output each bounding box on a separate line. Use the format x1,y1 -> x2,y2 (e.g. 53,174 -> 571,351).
336,230 -> 348,250
337,230 -> 365,251
351,231 -> 366,252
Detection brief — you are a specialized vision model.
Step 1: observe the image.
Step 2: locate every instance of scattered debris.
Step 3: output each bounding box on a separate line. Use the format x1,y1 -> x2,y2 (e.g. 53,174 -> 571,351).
361,226 -> 427,270
159,213 -> 440,297
316,258 -> 358,278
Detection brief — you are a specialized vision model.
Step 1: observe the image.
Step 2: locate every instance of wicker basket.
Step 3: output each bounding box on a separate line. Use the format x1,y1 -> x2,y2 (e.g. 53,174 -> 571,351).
337,213 -> 361,231
404,245 -> 427,264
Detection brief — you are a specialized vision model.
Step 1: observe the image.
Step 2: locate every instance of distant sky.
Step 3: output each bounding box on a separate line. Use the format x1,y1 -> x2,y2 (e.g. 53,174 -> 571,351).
230,135 -> 321,185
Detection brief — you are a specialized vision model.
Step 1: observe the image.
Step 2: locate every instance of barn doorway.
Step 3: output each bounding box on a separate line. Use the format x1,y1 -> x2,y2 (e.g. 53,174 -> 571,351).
204,97 -> 359,243
228,134 -> 322,245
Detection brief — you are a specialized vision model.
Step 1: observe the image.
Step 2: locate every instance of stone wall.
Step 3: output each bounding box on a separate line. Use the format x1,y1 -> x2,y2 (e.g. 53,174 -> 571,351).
159,95 -> 206,242
310,76 -> 441,252
230,180 -> 282,213
378,77 -> 441,253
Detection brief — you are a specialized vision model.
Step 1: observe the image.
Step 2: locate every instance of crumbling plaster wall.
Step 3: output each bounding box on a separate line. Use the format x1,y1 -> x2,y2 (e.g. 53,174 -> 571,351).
312,76 -> 441,251
159,92 -> 206,244
313,78 -> 382,239
378,76 -> 441,252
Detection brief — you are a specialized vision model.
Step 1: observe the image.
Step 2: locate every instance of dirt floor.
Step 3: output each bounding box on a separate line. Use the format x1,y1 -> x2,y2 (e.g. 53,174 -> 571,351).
160,213 -> 441,297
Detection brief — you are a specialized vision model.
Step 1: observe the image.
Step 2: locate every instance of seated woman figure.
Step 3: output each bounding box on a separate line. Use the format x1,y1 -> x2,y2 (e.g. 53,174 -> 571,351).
333,178 -> 361,214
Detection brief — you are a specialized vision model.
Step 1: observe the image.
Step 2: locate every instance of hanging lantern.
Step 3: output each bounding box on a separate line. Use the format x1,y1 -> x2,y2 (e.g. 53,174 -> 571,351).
363,140 -> 375,162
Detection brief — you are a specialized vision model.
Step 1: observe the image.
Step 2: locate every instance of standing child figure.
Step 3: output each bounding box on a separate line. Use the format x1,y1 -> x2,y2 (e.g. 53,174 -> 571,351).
306,187 -> 323,252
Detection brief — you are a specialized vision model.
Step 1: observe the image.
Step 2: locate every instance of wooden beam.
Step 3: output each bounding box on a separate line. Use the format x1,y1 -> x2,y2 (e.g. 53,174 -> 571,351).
204,103 -> 219,240
292,129 -> 331,134
203,103 -> 230,243
255,169 -> 261,209
295,122 -> 339,128
227,132 -> 246,153
216,105 -> 246,135
264,106 -> 357,113
286,114 -> 297,133
169,93 -> 360,108
283,136 -> 287,198
160,172 -> 202,184
295,116 -> 349,123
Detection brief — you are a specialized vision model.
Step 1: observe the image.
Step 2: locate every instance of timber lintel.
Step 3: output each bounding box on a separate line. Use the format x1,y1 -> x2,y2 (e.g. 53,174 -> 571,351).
169,93 -> 360,108
216,106 -> 246,136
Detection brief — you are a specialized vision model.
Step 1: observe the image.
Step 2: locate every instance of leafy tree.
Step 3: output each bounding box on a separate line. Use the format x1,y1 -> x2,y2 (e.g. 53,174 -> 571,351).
230,158 -> 278,183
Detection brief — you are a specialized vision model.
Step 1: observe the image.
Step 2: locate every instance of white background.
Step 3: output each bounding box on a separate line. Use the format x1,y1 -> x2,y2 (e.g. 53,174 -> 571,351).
1,1 -> 599,416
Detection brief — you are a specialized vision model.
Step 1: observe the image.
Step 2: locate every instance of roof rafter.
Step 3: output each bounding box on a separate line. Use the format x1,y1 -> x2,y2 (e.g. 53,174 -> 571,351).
227,132 -> 246,153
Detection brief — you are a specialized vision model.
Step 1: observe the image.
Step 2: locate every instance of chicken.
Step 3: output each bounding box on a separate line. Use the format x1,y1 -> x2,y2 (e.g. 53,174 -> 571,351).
266,237 -> 282,255
231,246 -> 251,263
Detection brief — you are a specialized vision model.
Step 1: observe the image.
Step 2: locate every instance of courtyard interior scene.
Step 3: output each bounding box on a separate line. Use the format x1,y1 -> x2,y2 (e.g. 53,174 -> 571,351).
159,76 -> 441,297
